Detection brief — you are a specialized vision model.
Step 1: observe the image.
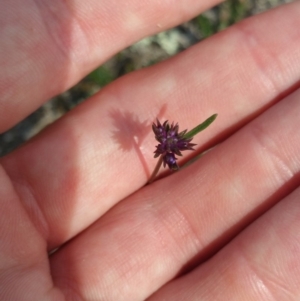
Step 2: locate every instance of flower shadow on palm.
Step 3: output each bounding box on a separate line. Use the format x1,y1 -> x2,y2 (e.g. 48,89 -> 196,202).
109,104 -> 167,178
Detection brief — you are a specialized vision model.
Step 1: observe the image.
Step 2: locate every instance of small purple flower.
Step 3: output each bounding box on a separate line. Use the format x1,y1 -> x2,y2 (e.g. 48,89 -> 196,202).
152,119 -> 196,170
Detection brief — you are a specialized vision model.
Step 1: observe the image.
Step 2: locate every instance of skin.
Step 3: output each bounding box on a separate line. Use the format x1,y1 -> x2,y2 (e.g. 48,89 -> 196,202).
1,0 -> 300,300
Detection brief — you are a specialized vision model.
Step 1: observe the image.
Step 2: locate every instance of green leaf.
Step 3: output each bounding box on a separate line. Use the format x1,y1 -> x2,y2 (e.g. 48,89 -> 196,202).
183,114 -> 217,139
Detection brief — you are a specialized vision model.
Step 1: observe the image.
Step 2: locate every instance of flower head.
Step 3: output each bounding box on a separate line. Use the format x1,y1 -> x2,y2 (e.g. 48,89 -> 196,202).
152,119 -> 196,170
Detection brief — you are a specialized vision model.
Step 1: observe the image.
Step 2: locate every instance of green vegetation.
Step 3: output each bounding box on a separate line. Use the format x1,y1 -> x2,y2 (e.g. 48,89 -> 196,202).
86,66 -> 114,87
196,15 -> 214,38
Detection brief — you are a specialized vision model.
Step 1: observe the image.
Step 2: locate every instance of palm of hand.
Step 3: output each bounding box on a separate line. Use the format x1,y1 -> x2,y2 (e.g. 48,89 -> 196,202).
1,1 -> 300,300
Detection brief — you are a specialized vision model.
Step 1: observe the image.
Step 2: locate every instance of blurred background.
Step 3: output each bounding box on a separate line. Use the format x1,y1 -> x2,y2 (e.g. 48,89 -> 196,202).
0,0 -> 292,157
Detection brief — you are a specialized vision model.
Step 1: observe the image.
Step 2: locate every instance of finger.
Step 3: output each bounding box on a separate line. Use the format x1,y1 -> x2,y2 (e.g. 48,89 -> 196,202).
0,166 -> 64,301
2,1 -> 300,250
0,0 -> 221,133
49,74 -> 300,299
148,188 -> 300,301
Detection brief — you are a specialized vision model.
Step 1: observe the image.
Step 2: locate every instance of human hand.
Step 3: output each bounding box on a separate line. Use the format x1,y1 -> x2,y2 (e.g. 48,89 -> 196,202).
1,1 -> 300,300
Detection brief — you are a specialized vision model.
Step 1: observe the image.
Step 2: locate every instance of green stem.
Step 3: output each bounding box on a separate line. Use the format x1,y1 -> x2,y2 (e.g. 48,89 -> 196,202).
147,155 -> 163,184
